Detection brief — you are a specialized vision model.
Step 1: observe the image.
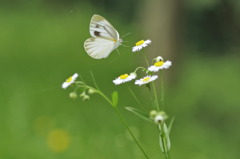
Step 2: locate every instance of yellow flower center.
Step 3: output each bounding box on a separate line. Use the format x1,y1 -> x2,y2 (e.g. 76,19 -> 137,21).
136,40 -> 145,46
143,77 -> 150,82
66,76 -> 73,83
154,61 -> 164,67
119,74 -> 129,79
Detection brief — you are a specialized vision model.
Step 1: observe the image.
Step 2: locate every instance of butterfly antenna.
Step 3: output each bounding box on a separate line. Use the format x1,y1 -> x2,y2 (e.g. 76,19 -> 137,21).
121,43 -> 130,47
121,32 -> 131,39
120,32 -> 131,47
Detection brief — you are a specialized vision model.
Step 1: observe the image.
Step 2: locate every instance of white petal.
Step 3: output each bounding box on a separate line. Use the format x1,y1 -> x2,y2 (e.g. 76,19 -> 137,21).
113,73 -> 137,85
150,75 -> 158,81
148,66 -> 160,72
72,73 -> 79,79
113,78 -> 122,85
62,82 -> 70,89
135,80 -> 144,86
145,40 -> 151,44
163,61 -> 172,69
135,75 -> 158,86
132,46 -> 142,52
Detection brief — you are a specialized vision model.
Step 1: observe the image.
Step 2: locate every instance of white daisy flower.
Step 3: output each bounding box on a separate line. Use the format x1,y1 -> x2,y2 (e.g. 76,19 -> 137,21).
62,73 -> 78,89
135,75 -> 158,86
132,39 -> 151,52
113,73 -> 137,85
148,56 -> 172,72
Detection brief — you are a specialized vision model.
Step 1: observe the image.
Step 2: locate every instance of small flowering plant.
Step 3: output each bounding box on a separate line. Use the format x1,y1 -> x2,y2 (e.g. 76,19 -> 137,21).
62,37 -> 173,159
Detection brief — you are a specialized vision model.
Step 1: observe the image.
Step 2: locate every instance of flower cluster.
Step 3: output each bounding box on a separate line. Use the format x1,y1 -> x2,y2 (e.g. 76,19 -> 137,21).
113,41 -> 172,86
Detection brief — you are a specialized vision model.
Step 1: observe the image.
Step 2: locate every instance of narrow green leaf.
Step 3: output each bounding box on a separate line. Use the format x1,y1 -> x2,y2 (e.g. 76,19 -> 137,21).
159,133 -> 165,152
163,123 -> 171,151
112,91 -> 118,107
168,116 -> 175,135
125,107 -> 153,123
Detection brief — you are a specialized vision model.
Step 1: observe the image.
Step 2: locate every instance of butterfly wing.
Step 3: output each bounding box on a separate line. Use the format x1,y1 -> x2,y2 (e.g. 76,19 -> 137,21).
84,37 -> 116,59
89,14 -> 119,40
84,14 -> 121,59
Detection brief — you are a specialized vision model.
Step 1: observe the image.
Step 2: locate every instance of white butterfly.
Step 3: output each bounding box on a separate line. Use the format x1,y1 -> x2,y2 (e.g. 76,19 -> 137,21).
84,14 -> 122,59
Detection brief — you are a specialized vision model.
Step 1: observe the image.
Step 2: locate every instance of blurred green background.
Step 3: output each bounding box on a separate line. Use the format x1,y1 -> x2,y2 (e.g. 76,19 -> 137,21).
0,0 -> 240,159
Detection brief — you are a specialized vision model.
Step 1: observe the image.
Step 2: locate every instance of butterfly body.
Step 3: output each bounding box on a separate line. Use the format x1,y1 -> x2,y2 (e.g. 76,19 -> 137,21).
84,14 -> 122,59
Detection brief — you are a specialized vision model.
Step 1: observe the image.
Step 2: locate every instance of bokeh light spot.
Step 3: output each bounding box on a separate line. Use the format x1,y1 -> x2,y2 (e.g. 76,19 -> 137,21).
47,129 -> 70,152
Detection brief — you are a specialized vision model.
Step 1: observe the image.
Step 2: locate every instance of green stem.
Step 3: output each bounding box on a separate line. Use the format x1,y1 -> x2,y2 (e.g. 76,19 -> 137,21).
143,54 -> 150,67
147,84 -> 156,109
75,81 -> 149,158
90,71 -> 100,90
128,86 -> 146,111
114,107 -> 149,159
96,89 -> 149,159
95,89 -> 113,106
152,82 -> 160,111
158,124 -> 171,159
133,66 -> 147,73
160,70 -> 165,110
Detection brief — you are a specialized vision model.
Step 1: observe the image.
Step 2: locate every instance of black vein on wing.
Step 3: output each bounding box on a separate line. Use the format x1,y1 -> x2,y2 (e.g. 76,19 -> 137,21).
103,25 -> 116,41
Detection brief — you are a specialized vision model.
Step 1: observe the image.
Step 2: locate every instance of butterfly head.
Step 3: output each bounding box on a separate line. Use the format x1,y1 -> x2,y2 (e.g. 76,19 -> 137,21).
114,38 -> 122,48
119,38 -> 123,43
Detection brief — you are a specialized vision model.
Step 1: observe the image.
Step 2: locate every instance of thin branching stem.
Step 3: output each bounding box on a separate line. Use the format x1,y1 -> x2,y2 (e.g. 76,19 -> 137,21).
114,107 -> 149,159
95,90 -> 113,106
160,70 -> 165,110
133,66 -> 147,73
87,85 -> 150,159
143,54 -> 150,67
147,84 -> 156,109
128,86 -> 146,111
152,82 -> 160,111
90,71 -> 100,90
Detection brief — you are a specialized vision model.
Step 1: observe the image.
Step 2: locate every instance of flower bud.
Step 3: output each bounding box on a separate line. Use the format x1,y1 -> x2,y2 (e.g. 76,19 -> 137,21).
154,114 -> 164,124
88,88 -> 97,95
80,91 -> 90,101
69,92 -> 77,99
80,91 -> 86,98
156,56 -> 163,62
149,110 -> 158,119
82,95 -> 90,101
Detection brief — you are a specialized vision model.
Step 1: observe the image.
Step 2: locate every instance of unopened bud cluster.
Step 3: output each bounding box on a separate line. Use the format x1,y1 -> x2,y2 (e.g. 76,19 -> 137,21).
69,88 -> 97,101
150,110 -> 168,124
